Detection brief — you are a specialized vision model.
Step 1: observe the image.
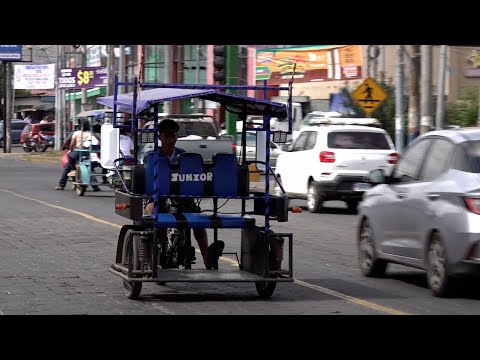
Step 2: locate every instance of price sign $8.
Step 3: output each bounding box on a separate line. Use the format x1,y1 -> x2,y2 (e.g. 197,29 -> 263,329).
77,70 -> 94,86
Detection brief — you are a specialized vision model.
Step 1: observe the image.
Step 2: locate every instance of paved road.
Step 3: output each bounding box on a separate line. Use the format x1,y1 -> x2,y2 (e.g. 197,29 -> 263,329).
2,158 -> 480,314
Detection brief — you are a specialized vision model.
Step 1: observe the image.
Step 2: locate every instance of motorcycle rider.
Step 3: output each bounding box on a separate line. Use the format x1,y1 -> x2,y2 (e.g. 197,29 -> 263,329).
54,120 -> 100,191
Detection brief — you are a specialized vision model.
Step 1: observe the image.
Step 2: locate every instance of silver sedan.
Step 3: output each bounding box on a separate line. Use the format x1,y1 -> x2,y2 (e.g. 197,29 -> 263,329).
358,127 -> 480,297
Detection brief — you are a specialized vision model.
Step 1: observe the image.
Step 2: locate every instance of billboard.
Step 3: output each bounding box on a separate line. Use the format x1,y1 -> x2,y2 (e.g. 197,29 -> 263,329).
0,45 -> 22,61
256,45 -> 363,83
58,66 -> 108,89
14,64 -> 55,89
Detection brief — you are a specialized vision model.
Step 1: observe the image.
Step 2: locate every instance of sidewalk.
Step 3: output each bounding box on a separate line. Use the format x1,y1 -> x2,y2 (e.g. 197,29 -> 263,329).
0,150 -> 63,163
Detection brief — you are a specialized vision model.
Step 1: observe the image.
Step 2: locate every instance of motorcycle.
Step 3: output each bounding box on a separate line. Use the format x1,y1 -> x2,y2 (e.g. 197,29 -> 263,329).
34,132 -> 54,152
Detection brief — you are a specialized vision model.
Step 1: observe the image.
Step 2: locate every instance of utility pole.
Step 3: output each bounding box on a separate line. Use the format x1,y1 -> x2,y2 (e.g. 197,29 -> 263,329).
55,45 -> 62,150
164,45 -> 172,114
395,45 -> 405,153
420,45 -> 433,134
194,45 -> 200,113
106,45 -> 115,96
381,45 -> 386,83
436,45 -> 447,130
407,45 -> 421,143
2,61 -> 7,153
225,45 -> 238,136
81,45 -> 88,111
118,45 -> 125,94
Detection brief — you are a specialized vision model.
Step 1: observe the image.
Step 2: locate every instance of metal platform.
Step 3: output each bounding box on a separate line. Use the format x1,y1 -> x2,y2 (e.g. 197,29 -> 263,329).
110,265 -> 293,283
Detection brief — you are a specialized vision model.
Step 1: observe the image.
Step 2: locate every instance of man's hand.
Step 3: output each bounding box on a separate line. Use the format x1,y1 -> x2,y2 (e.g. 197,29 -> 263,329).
145,202 -> 154,215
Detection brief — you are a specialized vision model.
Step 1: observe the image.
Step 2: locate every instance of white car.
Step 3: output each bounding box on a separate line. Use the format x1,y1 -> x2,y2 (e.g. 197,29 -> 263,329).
274,123 -> 398,212
235,131 -> 283,170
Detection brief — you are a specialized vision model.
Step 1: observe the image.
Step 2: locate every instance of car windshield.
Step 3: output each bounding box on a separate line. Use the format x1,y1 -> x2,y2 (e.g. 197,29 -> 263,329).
328,131 -> 390,149
236,132 -> 257,147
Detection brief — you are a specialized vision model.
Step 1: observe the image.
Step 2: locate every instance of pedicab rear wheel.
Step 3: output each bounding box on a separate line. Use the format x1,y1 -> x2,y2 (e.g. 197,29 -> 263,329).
122,230 -> 143,300
255,281 -> 276,298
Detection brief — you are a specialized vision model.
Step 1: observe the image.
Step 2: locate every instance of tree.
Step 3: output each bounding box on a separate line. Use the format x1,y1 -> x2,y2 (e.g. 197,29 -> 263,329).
445,86 -> 479,128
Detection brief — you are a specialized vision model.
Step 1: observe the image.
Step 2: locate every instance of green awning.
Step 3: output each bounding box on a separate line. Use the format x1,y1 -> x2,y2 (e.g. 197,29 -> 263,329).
64,87 -> 106,100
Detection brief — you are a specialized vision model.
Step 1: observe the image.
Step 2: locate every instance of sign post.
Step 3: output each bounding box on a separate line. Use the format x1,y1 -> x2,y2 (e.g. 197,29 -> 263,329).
352,77 -> 387,115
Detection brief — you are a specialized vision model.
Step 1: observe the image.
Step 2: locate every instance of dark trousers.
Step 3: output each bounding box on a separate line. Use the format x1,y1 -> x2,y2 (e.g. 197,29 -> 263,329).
59,151 -> 80,187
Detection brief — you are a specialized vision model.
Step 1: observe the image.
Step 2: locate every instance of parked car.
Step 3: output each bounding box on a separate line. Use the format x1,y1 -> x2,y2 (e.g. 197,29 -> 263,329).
0,119 -> 26,147
275,120 -> 397,212
140,114 -> 234,163
358,127 -> 480,297
235,131 -> 283,171
20,122 -> 55,152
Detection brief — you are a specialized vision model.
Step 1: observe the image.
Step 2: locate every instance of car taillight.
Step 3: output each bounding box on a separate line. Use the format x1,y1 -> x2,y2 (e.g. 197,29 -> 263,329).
232,143 -> 237,151
464,196 -> 480,215
320,151 -> 335,163
387,152 -> 399,164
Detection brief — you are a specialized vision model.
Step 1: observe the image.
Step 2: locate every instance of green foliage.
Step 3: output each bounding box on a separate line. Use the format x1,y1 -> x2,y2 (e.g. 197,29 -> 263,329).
445,86 -> 479,127
339,78 -> 398,140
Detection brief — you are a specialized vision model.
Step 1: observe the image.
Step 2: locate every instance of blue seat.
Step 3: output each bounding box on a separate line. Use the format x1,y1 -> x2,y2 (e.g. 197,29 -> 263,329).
155,213 -> 255,229
144,152 -> 254,229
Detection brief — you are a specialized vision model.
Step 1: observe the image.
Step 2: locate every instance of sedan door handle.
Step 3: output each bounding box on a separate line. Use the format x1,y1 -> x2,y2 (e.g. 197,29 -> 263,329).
396,192 -> 407,199
427,193 -> 440,201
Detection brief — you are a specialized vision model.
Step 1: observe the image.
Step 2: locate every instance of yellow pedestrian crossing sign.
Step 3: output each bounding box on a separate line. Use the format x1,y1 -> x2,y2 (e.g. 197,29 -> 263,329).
351,77 -> 387,115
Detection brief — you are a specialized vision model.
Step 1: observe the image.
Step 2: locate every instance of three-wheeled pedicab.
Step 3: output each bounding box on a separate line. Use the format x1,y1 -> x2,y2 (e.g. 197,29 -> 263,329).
97,76 -> 295,299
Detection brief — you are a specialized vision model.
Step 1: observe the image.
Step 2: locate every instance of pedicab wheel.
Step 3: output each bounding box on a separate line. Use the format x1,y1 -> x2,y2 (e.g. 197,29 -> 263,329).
122,230 -> 143,300
255,281 -> 276,298
75,168 -> 86,196
75,184 -> 86,196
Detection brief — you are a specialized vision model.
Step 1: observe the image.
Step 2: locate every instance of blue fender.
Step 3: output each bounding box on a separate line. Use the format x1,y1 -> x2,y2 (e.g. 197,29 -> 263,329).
78,163 -> 91,184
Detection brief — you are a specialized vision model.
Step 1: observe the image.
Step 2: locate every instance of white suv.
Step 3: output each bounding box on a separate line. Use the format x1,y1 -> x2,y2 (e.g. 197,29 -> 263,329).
274,123 -> 398,213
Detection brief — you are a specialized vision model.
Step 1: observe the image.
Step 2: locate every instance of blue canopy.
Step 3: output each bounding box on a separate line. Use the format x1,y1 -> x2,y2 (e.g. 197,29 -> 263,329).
96,87 -> 288,118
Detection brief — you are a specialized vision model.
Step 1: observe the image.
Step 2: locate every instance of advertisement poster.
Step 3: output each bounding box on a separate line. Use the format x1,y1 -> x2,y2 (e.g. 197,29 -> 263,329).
58,66 -> 108,89
14,64 -> 55,89
256,45 -> 362,83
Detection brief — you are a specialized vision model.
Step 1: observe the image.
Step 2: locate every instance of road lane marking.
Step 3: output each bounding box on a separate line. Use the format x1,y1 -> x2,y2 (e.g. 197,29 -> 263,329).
294,279 -> 411,315
1,188 -> 411,315
0,189 -> 122,229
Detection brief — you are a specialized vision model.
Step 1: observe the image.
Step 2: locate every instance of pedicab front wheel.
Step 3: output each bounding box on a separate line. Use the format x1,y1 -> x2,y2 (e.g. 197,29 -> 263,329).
122,230 -> 143,300
75,167 -> 86,196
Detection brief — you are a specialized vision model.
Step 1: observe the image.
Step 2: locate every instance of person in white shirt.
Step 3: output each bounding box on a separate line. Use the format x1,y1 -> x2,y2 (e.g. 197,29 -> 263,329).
55,121 -> 100,191
119,128 -> 134,157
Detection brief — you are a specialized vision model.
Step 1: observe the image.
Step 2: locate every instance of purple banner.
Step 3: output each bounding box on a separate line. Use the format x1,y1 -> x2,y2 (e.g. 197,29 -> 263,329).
58,66 -> 107,89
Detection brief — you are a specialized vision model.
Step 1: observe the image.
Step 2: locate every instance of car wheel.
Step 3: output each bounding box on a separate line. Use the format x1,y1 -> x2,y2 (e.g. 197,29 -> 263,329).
358,219 -> 387,277
307,182 -> 324,213
427,233 -> 456,297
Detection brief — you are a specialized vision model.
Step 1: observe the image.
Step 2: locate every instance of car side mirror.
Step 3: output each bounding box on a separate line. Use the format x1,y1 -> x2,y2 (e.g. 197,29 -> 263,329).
280,143 -> 292,151
365,169 -> 385,184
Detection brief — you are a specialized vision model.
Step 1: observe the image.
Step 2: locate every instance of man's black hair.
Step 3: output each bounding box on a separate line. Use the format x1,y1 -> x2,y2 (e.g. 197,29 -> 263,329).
158,119 -> 179,134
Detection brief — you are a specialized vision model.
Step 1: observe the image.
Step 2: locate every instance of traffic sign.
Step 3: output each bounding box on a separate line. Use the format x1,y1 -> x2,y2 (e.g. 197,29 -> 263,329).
351,77 -> 387,115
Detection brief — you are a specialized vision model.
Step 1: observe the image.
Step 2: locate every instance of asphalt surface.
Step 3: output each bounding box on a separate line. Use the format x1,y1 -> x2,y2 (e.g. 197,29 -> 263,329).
2,153 -> 480,315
